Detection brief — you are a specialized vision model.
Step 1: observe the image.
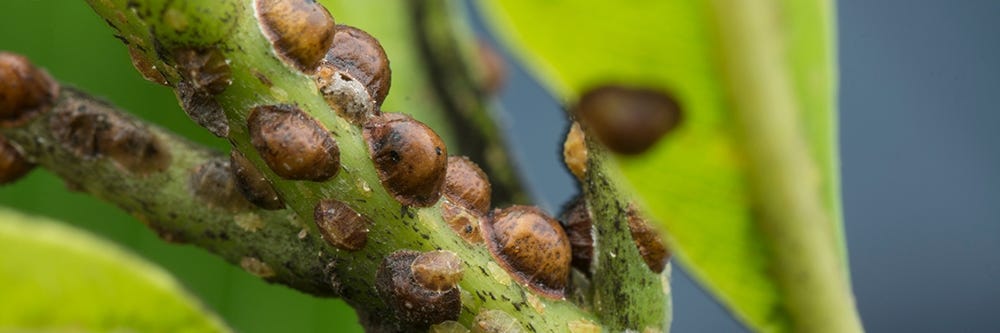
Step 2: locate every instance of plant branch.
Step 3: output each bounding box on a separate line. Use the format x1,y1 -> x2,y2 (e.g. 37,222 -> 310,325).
76,0 -> 598,331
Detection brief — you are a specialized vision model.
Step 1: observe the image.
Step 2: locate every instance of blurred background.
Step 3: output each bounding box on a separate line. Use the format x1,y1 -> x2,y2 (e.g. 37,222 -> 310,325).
0,0 -> 997,332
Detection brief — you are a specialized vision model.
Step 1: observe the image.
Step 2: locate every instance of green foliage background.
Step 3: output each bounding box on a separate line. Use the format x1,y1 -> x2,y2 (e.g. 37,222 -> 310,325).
0,2 -> 363,332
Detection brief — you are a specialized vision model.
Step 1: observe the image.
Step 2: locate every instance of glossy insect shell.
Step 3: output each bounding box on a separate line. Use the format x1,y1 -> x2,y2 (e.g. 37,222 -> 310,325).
0,135 -> 34,185
230,150 -> 284,210
321,24 -> 392,107
0,52 -> 57,128
410,250 -> 464,292
375,250 -> 461,330
364,112 -> 447,207
627,204 -> 671,273
443,156 -> 491,214
573,85 -> 682,155
255,0 -> 336,73
482,205 -> 571,299
248,104 -> 340,181
560,195 -> 594,275
313,199 -> 370,251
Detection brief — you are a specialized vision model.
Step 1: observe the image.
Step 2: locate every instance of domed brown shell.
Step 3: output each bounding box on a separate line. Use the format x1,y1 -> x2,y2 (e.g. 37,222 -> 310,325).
255,0 -> 336,73
321,25 -> 391,107
0,135 -> 34,184
363,112 -> 447,207
443,156 -> 491,214
560,195 -> 594,275
573,85 -> 682,155
0,52 -> 57,128
627,204 -> 670,273
375,250 -> 461,330
247,104 -> 340,181
482,205 -> 571,299
313,198 -> 370,251
230,150 -> 284,210
410,250 -> 464,292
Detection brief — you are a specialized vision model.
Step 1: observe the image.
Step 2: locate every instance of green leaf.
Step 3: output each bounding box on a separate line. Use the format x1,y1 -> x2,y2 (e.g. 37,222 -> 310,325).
477,0 -> 860,331
0,207 -> 229,333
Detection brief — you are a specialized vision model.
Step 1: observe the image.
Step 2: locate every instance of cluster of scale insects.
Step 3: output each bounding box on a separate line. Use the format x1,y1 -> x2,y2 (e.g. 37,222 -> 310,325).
0,0 -> 684,331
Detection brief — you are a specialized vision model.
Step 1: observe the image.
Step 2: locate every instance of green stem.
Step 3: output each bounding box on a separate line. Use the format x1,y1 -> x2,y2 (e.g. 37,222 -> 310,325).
584,145 -> 670,331
710,1 -> 862,331
82,0 -> 595,330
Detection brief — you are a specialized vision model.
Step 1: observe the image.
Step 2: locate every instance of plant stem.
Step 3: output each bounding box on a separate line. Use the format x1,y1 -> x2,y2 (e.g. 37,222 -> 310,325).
79,0 -> 597,330
584,145 -> 670,331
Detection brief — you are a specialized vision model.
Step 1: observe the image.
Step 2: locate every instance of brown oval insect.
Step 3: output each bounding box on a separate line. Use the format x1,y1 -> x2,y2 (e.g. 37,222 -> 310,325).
482,205 -> 571,299
443,156 -> 491,214
0,52 -> 57,128
0,135 -> 34,185
376,250 -> 461,330
248,104 -> 340,181
229,150 -> 284,210
127,45 -> 168,86
573,85 -> 682,155
471,310 -> 523,333
627,204 -> 670,273
314,67 -> 376,125
255,0 -> 336,73
313,198 -> 371,251
189,158 -> 253,212
321,24 -> 392,107
364,112 -> 447,207
562,122 -> 588,181
172,46 -> 232,138
440,200 -> 483,244
411,250 -> 464,292
560,195 -> 594,275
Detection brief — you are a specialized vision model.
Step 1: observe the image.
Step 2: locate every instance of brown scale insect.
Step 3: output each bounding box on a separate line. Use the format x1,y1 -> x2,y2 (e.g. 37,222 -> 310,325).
482,205 -> 571,299
50,91 -> 171,175
248,104 -> 340,182
229,150 -> 284,210
375,250 -> 461,330
471,310 -> 523,333
443,156 -> 491,215
440,200 -> 483,244
562,122 -> 588,181
313,198 -> 370,251
127,45 -> 168,86
0,135 -> 34,185
173,46 -> 232,138
0,52 -> 58,128
410,250 -> 464,292
560,195 -> 595,275
626,204 -> 671,273
189,158 -> 254,212
314,66 -> 376,125
573,85 -> 682,155
255,0 -> 336,73
320,24 -> 392,107
363,112 -> 447,207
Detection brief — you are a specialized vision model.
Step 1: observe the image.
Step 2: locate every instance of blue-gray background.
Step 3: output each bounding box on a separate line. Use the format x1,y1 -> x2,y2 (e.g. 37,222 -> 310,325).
472,0 -> 1000,331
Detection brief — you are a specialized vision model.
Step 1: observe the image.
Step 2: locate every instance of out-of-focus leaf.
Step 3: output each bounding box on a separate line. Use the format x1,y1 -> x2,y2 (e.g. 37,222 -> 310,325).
478,0 -> 856,331
0,208 -> 229,333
